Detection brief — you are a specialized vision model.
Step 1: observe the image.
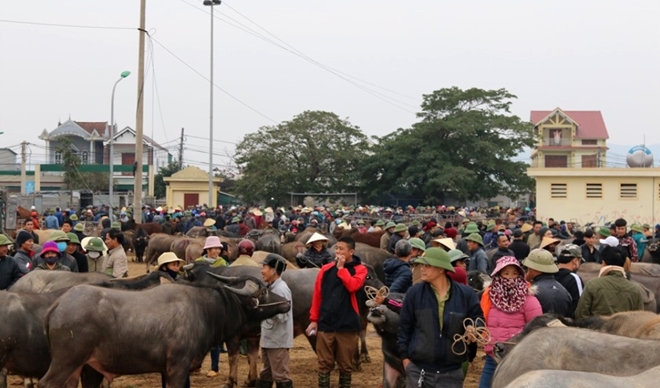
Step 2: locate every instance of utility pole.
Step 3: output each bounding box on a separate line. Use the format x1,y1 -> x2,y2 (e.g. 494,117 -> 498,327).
20,141 -> 27,195
134,0 -> 147,223
178,127 -> 185,170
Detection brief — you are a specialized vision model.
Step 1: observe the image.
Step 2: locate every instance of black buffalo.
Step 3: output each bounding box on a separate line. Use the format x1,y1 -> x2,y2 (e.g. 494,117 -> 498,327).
366,293 -> 406,388
132,227 -> 149,264
38,275 -> 289,388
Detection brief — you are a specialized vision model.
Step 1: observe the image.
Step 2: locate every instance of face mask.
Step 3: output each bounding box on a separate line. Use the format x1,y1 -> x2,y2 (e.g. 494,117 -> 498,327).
57,242 -> 67,252
45,256 -> 58,264
88,251 -> 101,259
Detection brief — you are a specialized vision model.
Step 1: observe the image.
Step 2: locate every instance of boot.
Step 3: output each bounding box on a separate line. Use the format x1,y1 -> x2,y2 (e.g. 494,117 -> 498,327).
318,372 -> 330,388
254,379 -> 273,388
275,380 -> 293,388
339,373 -> 351,388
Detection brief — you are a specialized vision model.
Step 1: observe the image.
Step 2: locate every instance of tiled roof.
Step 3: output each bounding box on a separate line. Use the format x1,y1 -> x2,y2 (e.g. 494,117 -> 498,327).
530,110 -> 609,140
75,121 -> 107,136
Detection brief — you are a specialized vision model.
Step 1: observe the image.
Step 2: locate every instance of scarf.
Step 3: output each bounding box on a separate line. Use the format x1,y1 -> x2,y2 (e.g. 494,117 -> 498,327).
599,265 -> 627,278
488,275 -> 529,313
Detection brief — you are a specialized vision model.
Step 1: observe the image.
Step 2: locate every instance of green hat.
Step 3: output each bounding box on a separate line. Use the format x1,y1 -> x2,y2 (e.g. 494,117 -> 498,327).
486,222 -> 496,232
385,221 -> 396,230
0,234 -> 12,246
111,222 -> 121,230
47,230 -> 70,242
48,209 -> 55,215
66,233 -> 80,245
393,224 -> 407,233
465,233 -> 484,246
74,223 -> 85,232
598,227 -> 611,238
523,249 -> 558,274
643,223 -> 652,230
69,214 -> 78,221
376,219 -> 385,227
464,222 -> 479,234
448,249 -> 469,263
232,216 -> 241,223
408,238 -> 427,252
631,224 -> 644,233
84,237 -> 106,252
462,218 -> 471,224
416,248 -> 455,272
411,220 -> 421,226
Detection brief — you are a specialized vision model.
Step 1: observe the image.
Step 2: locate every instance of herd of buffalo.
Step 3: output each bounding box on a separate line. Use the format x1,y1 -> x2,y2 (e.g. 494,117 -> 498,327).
3,222 -> 660,387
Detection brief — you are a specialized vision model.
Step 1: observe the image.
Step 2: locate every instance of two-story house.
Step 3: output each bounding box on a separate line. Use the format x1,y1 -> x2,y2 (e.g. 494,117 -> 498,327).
39,119 -> 109,164
530,108 -> 609,168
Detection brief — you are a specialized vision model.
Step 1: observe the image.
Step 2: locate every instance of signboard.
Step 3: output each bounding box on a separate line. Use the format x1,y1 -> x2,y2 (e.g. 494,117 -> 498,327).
25,181 -> 35,194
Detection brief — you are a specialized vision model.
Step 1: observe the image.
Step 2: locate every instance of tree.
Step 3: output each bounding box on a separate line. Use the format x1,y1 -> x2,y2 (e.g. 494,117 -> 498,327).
56,138 -> 110,191
360,87 -> 536,204
154,161 -> 181,199
234,110 -> 370,203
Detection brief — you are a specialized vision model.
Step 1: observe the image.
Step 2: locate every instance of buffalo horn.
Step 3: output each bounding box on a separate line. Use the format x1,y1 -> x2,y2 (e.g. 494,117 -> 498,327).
225,279 -> 260,297
182,263 -> 194,271
205,272 -> 240,283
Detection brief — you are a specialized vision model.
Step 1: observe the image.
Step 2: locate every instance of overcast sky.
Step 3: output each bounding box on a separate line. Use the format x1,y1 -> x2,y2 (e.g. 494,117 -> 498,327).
1,0 -> 658,169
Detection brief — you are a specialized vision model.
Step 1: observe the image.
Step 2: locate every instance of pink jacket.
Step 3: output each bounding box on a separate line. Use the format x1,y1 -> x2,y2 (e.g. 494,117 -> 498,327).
483,294 -> 542,356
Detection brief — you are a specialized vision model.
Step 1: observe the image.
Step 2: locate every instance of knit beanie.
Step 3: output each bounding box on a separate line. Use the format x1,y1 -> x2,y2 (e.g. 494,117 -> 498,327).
16,230 -> 33,248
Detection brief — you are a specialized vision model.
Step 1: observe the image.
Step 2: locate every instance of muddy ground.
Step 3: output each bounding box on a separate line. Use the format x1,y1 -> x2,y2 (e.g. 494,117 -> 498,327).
9,261 -> 484,387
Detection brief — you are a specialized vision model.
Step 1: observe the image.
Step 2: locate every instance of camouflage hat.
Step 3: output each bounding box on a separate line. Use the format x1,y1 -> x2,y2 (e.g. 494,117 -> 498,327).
111,222 -> 121,230
0,234 -> 12,246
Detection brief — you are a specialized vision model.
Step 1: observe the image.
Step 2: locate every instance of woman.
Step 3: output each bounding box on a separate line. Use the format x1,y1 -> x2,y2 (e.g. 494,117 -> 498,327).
397,248 -> 483,388
296,232 -> 333,268
478,256 -> 542,388
195,236 -> 228,267
35,241 -> 70,271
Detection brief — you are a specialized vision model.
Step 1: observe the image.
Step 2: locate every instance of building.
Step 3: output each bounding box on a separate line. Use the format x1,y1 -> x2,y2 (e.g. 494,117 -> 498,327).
530,108 -> 609,168
163,166 -> 223,208
527,167 -> 660,226
0,148 -> 18,171
39,119 -> 109,165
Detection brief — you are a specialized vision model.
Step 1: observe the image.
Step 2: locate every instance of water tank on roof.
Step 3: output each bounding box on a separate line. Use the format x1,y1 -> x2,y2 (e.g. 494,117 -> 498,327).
626,145 -> 654,168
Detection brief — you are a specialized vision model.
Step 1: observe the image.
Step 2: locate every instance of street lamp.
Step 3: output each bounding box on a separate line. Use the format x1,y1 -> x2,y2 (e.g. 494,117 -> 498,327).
109,70 -> 131,210
204,0 -> 221,207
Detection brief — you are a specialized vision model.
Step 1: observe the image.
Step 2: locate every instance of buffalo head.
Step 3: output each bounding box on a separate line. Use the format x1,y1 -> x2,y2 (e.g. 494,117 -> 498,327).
206,272 -> 290,319
468,270 -> 491,292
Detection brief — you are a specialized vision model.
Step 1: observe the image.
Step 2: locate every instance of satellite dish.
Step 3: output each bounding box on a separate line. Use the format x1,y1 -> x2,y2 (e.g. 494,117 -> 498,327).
626,146 -> 653,168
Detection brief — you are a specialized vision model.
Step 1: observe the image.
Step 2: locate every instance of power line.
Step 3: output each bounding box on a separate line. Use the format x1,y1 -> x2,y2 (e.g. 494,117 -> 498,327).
0,19 -> 135,30
185,134 -> 237,145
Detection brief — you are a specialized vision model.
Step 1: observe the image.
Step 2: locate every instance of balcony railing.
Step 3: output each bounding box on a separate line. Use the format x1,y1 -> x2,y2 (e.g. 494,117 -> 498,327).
540,138 -> 572,147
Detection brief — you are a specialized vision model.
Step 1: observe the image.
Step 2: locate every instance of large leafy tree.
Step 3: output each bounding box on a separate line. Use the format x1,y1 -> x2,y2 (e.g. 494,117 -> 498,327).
234,110 -> 369,203
154,161 -> 181,199
361,87 -> 535,204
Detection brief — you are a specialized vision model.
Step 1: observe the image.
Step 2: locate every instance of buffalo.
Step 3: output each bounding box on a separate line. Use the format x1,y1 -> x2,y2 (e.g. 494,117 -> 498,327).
121,219 -> 162,235
38,275 -> 290,388
9,271 -> 111,293
132,227 -> 149,264
366,294 -> 405,388
503,365 -> 660,388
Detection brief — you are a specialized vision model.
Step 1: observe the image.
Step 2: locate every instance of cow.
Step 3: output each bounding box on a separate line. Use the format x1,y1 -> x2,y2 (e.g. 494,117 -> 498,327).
491,327 -> 660,388
120,219 -> 162,235
186,226 -> 209,238
142,233 -> 179,272
503,365 -> 660,388
334,228 -> 385,249
366,294 -> 405,388
132,227 -> 149,264
38,274 -> 290,388
255,234 -> 281,255
9,271 -> 111,293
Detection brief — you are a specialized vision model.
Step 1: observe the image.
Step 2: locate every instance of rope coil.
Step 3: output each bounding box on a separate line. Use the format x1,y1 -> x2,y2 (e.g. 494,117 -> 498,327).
451,317 -> 491,355
364,285 -> 390,300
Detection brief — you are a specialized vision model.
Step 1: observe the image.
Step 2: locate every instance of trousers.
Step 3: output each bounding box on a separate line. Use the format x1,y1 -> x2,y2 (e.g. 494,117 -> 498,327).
316,331 -> 358,374
405,362 -> 463,388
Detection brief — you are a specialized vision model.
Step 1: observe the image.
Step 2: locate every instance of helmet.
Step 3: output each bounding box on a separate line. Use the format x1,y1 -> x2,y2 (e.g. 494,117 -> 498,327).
237,239 -> 255,256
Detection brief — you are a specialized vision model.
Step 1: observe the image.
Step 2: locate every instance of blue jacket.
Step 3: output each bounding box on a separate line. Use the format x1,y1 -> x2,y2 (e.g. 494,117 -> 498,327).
383,258 -> 412,294
45,215 -> 59,230
397,279 -> 483,373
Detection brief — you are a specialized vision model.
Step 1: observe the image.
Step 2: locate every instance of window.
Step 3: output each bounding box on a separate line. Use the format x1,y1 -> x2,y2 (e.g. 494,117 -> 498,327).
81,151 -> 89,165
551,183 -> 567,199
55,152 -> 62,164
545,155 -> 568,168
620,183 -> 637,199
586,183 -> 602,198
582,139 -> 598,145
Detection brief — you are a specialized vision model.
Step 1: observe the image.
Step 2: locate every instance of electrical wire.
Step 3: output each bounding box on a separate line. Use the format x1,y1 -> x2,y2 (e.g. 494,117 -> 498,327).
185,134 -> 237,145
0,19 -> 135,30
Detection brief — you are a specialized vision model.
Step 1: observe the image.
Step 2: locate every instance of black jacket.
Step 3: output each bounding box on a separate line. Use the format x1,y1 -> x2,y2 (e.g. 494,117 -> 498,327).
35,253 -> 79,273
383,258 -> 412,294
532,273 -> 572,316
71,251 -> 89,273
387,233 -> 404,254
297,247 -> 333,268
397,279 -> 483,373
554,268 -> 585,318
490,248 -> 516,270
509,240 -> 530,263
581,244 -> 601,264
0,256 -> 21,290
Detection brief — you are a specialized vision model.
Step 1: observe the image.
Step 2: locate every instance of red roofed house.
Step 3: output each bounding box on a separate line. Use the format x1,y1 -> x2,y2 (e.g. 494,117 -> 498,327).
529,108 -> 609,168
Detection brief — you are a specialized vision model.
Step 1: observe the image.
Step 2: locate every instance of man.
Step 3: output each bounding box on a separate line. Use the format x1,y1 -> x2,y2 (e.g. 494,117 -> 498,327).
231,240 -> 261,267
45,209 -> 59,230
61,220 -> 73,234
397,248 -> 482,388
73,222 -> 86,242
13,230 -> 35,274
656,224 -> 660,239
447,249 -> 469,285
35,231 -> 79,272
23,219 -> 39,244
456,222 -> 479,255
237,218 -> 250,237
387,223 -> 407,254
482,222 -> 497,250
466,233 -> 489,274
575,246 -> 644,320
0,234 -> 21,290
83,237 -> 107,273
54,207 -> 64,226
297,233 -> 333,269
631,224 -> 647,261
256,255 -> 293,388
581,228 -> 602,263
614,218 -> 638,262
554,245 -> 585,318
409,238 -> 427,285
383,239 -> 413,294
35,241 -> 71,271
306,237 -> 367,388
104,229 -> 129,278
66,233 -> 88,273
380,222 -> 396,251
509,229 -> 530,263
526,221 -> 543,249
643,224 -> 654,239
522,249 -> 572,316
489,234 -> 515,269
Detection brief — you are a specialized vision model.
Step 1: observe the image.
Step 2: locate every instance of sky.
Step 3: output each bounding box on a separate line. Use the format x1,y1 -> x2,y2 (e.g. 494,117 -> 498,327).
1,0 -> 658,170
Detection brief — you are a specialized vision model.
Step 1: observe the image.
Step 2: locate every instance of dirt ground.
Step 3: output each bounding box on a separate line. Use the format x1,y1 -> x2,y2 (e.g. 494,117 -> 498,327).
9,261 -> 484,388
